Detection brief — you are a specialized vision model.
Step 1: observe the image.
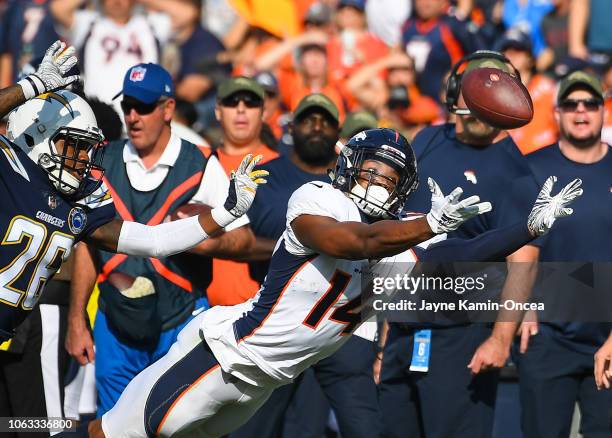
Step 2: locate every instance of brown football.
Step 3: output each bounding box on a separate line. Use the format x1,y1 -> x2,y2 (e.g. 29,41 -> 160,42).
168,203 -> 212,221
461,67 -> 534,129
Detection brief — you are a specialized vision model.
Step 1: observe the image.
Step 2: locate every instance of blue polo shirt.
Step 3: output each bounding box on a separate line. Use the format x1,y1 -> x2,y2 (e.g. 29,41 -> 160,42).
525,143 -> 612,352
405,124 -> 535,236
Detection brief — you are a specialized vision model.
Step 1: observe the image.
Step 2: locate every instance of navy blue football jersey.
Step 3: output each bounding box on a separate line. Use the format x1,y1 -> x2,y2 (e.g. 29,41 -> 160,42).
0,136 -> 115,337
405,124 -> 536,238
246,155 -> 329,283
524,143 -> 612,351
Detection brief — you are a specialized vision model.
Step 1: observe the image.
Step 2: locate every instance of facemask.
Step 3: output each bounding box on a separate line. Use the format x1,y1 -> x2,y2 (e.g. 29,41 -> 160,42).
349,183 -> 391,218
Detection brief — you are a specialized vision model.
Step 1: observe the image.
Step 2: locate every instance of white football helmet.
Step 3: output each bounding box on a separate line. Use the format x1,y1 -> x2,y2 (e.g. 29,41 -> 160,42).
6,90 -> 105,199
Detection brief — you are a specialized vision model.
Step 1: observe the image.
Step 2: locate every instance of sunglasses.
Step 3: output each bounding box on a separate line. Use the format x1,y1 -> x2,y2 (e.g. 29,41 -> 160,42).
220,94 -> 263,108
120,99 -> 167,115
559,98 -> 603,112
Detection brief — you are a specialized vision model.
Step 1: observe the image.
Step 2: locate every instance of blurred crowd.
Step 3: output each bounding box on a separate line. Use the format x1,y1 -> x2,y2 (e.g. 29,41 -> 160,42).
0,1 -> 612,437
1,0 -> 611,152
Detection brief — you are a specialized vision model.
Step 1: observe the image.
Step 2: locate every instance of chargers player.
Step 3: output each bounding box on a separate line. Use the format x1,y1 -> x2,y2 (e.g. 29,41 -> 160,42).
76,128 -> 581,438
0,41 -> 268,341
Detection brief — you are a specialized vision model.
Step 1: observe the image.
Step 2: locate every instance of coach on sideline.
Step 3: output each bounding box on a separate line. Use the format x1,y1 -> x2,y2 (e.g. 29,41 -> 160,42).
377,52 -> 537,438
515,71 -> 612,437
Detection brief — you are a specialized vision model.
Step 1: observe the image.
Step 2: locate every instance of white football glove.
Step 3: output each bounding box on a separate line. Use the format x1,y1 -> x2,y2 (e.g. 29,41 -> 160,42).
426,177 -> 493,234
211,154 -> 269,228
527,176 -> 583,236
17,41 -> 79,100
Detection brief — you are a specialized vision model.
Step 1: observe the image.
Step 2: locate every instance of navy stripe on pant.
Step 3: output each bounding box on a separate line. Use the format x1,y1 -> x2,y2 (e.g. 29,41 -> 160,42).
144,341 -> 219,437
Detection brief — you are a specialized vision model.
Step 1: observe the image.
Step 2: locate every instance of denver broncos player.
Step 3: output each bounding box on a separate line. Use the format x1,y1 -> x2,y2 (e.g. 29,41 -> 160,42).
64,129 -> 483,438
75,128 -> 582,438
0,41 -> 268,342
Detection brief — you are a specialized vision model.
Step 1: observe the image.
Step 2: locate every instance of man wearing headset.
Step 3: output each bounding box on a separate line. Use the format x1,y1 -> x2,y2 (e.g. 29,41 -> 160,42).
377,51 -> 538,437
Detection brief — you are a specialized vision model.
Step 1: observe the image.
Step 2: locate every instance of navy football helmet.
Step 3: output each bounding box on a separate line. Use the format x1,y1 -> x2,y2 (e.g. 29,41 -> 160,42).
331,128 -> 418,218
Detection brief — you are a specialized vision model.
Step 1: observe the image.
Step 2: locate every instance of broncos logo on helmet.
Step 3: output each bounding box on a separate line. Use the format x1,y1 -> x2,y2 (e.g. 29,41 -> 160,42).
331,128 -> 419,219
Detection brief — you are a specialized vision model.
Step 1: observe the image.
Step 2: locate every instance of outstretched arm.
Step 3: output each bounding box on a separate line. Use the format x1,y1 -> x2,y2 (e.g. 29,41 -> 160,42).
461,177 -> 583,374
293,178 -> 492,260
0,41 -> 79,119
424,176 -> 583,264
86,155 -> 268,256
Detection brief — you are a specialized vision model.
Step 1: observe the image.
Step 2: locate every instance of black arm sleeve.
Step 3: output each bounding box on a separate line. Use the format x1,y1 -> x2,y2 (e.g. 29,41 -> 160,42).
421,222 -> 534,263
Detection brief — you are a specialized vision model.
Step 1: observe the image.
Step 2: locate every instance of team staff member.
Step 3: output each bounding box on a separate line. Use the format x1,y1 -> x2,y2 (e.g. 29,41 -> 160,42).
516,71 -> 612,437
595,331 -> 612,390
233,94 -> 382,438
206,77 -> 279,306
65,64 -> 254,416
378,54 -> 537,438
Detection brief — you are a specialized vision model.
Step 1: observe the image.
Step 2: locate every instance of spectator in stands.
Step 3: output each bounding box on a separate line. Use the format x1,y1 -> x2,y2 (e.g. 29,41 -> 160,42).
568,0 -> 612,62
254,71 -> 286,142
170,0 -> 231,131
365,0 -> 412,48
537,0 -> 570,74
347,51 -> 439,139
401,0 -> 483,102
0,0 -> 59,85
232,94 -> 382,438
65,63 -> 253,416
255,31 -> 346,121
174,0 -> 226,105
206,76 -> 278,307
50,0 -> 196,113
326,0 -> 389,87
303,1 -> 334,35
497,29 -> 558,154
501,0 -> 555,58
171,98 -> 210,147
339,110 -> 378,143
515,70 -> 612,438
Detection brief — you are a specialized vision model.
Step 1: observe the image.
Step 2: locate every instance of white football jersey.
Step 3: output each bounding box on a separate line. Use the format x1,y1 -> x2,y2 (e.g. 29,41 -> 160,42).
70,10 -> 171,110
201,182 -> 372,386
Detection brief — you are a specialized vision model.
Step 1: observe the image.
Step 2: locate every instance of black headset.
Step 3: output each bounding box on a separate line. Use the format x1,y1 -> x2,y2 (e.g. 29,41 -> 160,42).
445,50 -> 521,115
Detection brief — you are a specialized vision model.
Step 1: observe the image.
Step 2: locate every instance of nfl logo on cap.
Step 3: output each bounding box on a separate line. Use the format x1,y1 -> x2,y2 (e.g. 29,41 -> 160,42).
130,66 -> 147,82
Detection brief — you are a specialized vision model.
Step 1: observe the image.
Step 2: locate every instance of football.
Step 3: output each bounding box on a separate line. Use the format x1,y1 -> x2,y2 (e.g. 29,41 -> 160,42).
461,67 -> 533,129
108,271 -> 136,292
168,203 -> 212,221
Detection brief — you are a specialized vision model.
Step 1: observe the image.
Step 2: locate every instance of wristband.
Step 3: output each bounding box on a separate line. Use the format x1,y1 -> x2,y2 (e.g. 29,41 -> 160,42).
17,75 -> 45,100
211,206 -> 236,229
